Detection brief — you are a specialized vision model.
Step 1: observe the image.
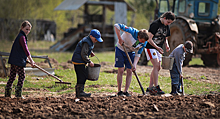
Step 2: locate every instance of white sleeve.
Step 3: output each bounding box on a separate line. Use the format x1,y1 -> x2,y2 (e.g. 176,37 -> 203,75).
114,24 -> 120,30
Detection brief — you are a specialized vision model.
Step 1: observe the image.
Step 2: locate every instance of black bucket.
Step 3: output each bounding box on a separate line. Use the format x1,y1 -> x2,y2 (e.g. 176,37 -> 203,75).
87,64 -> 101,81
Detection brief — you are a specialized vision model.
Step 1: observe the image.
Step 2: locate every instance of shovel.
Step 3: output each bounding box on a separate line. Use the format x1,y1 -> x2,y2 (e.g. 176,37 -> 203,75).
122,43 -> 145,95
27,61 -> 71,86
180,77 -> 184,95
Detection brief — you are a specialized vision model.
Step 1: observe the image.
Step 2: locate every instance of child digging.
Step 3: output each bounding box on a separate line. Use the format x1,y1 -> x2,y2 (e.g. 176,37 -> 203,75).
114,23 -> 149,96
71,29 -> 103,98
169,41 -> 193,95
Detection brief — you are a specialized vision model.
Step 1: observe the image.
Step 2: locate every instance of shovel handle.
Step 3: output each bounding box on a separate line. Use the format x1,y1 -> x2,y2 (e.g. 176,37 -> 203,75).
122,43 -> 145,95
181,77 -> 184,95
26,61 -> 63,82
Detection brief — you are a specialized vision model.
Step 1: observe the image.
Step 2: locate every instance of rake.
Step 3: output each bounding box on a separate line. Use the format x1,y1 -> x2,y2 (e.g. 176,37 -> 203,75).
27,61 -> 71,86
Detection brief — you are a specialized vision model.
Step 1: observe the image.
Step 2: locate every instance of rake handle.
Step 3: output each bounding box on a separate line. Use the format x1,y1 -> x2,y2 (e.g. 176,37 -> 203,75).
27,61 -> 63,82
122,43 -> 145,95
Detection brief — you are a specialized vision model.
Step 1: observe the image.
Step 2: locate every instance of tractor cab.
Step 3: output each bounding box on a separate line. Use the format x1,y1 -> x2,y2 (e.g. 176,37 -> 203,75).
157,0 -> 219,22
155,0 -> 220,67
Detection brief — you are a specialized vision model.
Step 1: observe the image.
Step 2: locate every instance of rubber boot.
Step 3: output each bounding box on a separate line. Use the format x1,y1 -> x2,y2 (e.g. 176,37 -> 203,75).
75,84 -> 91,98
5,86 -> 12,98
170,84 -> 179,95
15,86 -> 25,99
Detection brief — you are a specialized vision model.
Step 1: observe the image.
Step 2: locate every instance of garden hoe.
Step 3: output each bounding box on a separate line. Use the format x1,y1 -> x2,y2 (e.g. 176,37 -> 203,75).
122,43 -> 145,95
27,61 -> 71,86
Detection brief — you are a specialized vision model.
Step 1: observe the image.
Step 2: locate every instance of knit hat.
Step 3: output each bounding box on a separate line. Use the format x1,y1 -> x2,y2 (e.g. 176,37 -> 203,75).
184,41 -> 193,53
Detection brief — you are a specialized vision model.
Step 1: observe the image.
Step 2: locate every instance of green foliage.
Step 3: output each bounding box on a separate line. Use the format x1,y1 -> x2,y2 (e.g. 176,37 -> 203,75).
127,0 -> 156,15
126,0 -> 156,29
0,0 -> 220,40
0,0 -> 84,40
0,0 -> 156,40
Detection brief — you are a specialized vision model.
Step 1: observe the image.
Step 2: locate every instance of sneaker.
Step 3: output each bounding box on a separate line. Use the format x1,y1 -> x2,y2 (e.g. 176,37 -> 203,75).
154,85 -> 165,95
123,91 -> 131,97
117,91 -> 124,96
146,87 -> 157,95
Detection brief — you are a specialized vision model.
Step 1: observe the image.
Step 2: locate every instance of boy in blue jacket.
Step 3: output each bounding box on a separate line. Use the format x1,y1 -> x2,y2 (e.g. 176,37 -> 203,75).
114,23 -> 149,96
72,29 -> 103,98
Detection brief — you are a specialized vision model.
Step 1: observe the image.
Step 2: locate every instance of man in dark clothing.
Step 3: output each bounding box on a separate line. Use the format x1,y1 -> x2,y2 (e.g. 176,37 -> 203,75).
71,29 -> 103,98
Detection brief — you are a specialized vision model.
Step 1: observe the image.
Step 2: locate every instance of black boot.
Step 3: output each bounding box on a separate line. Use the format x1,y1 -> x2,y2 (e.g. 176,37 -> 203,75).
75,84 -> 91,98
5,86 -> 12,98
15,86 -> 25,99
170,84 -> 179,95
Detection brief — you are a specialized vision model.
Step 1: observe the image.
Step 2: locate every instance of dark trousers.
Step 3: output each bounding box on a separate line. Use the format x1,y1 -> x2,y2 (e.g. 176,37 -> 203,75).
74,64 -> 87,84
6,64 -> 25,88
170,62 -> 182,89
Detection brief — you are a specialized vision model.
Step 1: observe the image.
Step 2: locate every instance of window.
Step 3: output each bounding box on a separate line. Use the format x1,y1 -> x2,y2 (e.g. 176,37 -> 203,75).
174,0 -> 178,14
159,0 -> 168,13
198,2 -> 210,16
178,0 -> 186,13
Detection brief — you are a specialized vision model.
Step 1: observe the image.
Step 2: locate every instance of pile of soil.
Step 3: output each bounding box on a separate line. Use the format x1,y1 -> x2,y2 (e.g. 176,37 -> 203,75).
0,93 -> 219,118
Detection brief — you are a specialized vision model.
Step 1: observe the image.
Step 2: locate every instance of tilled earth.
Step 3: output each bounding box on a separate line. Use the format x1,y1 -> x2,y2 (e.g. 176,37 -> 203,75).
0,93 -> 219,119
0,59 -> 220,119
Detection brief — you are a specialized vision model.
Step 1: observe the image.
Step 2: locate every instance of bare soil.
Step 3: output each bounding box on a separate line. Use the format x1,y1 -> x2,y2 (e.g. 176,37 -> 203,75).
0,59 -> 220,118
0,93 -> 219,119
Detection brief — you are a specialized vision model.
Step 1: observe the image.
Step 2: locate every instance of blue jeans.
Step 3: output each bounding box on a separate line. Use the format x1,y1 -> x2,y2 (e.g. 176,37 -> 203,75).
170,62 -> 180,85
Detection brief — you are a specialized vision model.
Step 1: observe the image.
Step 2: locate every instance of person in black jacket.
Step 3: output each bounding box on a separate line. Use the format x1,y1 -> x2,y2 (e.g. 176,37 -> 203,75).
5,20 -> 35,99
71,29 -> 103,98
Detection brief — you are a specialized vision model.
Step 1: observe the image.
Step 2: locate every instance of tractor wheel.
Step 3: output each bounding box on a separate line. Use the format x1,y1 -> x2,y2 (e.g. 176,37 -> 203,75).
168,19 -> 196,66
201,53 -> 220,67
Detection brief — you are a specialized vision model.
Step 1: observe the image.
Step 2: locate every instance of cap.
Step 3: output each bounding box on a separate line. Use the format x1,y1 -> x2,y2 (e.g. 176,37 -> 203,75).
184,41 -> 193,53
90,29 -> 103,42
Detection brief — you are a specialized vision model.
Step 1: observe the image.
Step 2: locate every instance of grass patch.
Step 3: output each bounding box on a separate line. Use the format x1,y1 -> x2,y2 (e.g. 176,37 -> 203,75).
0,40 -> 218,96
189,57 -> 204,66
0,66 -> 219,95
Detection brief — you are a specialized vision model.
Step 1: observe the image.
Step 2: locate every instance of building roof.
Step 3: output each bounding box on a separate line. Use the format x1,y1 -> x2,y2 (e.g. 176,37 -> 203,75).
54,0 -> 135,12
54,0 -> 88,10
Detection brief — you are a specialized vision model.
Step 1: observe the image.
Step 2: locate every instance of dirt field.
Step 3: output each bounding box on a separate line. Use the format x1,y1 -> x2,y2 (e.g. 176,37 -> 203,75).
0,93 -> 219,119
0,60 -> 220,118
